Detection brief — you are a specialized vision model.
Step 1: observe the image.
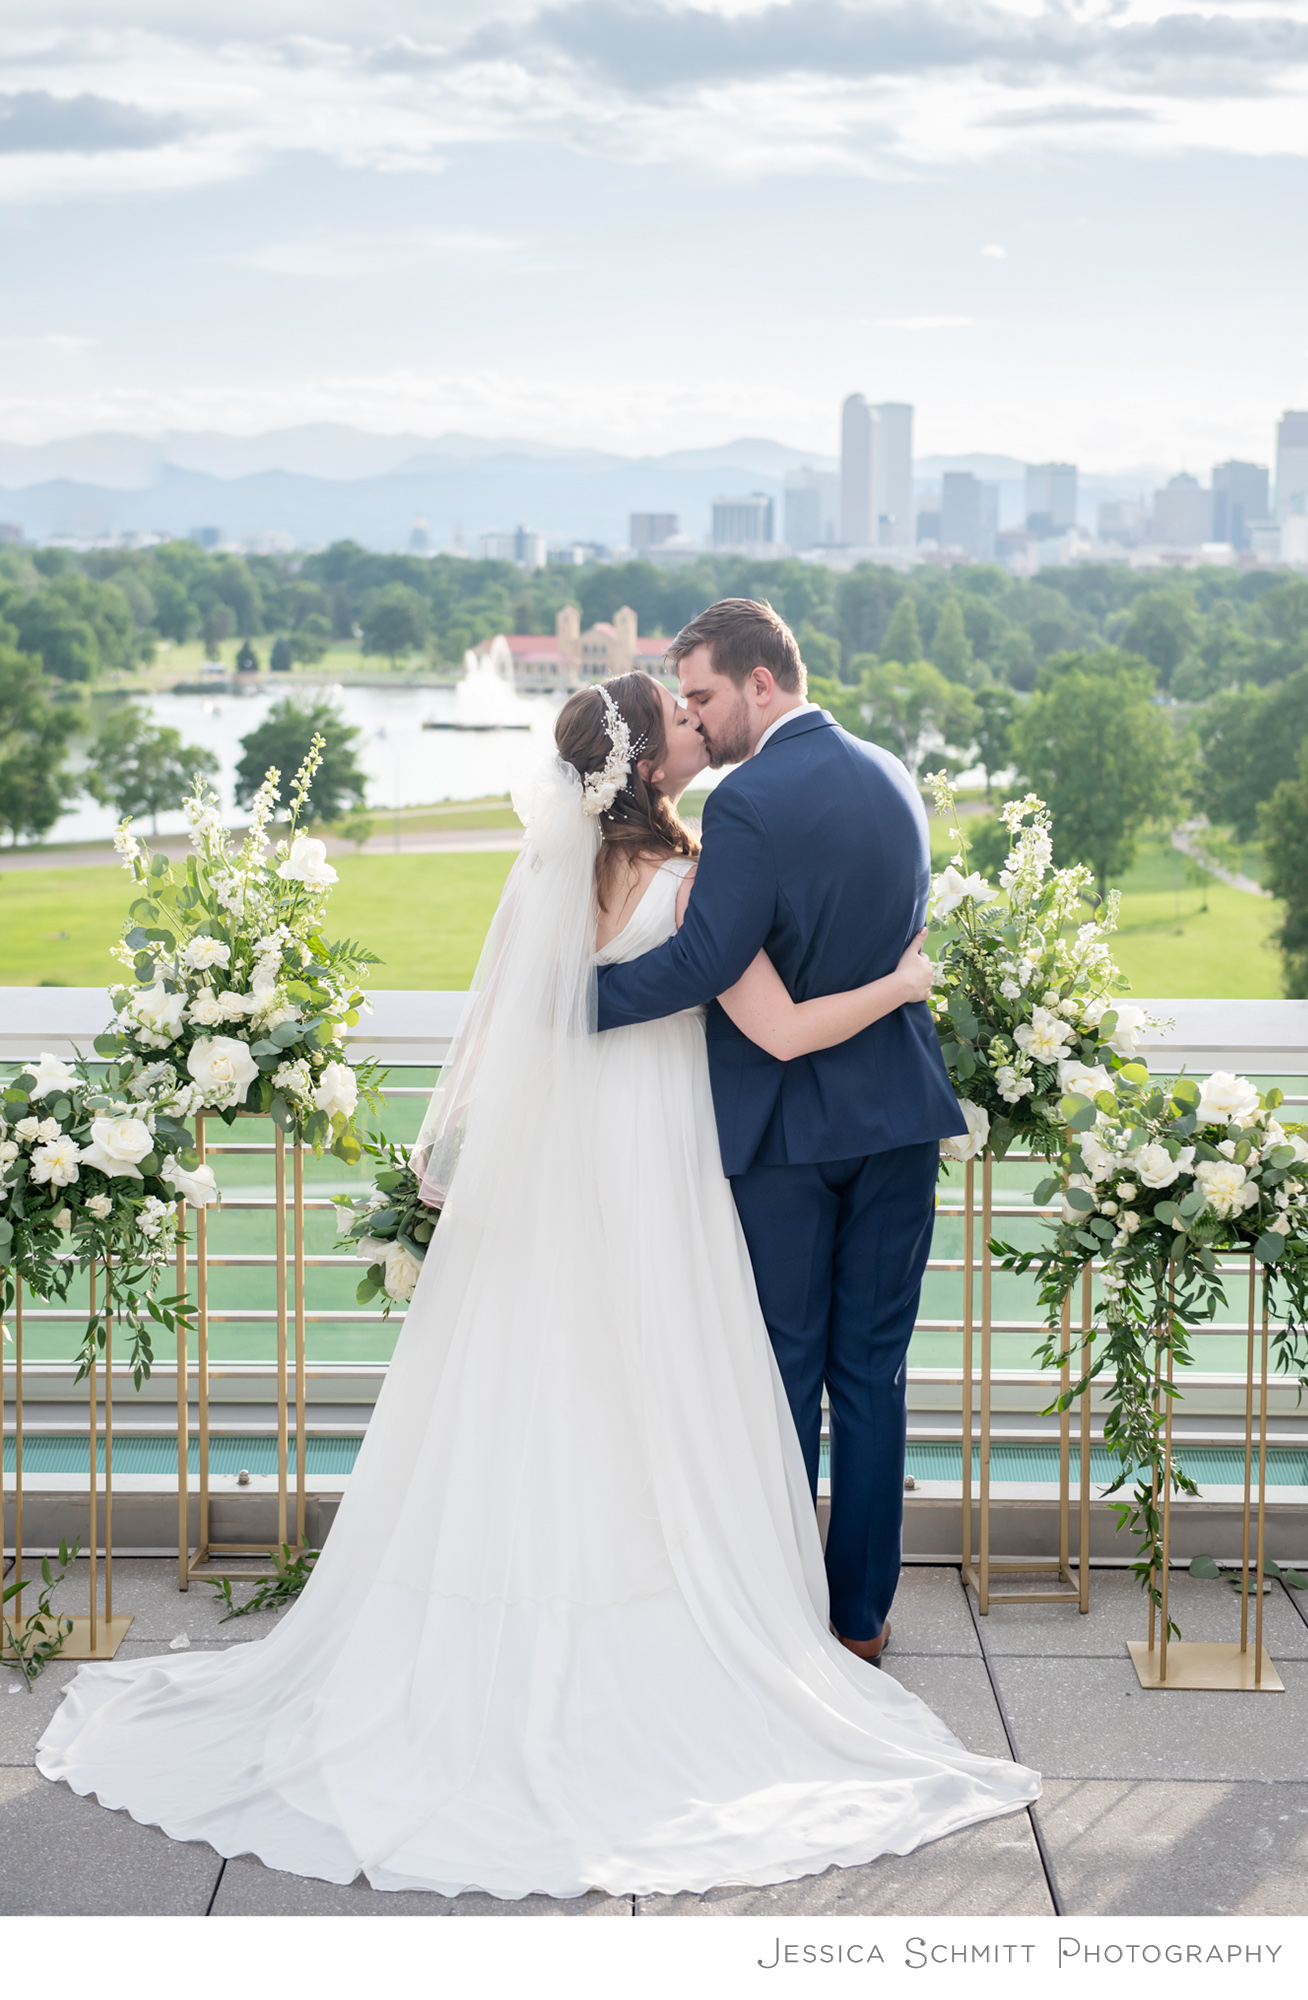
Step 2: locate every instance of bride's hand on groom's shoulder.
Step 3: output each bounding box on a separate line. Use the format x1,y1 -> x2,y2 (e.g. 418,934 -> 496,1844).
897,929 -> 934,1006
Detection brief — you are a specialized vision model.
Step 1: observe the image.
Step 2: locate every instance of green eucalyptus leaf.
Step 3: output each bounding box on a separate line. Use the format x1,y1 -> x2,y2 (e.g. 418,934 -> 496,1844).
1119,1061 -> 1150,1085
1064,1185 -> 1095,1213
1254,1232 -> 1286,1264
1189,1554 -> 1222,1580
1170,1078 -> 1201,1108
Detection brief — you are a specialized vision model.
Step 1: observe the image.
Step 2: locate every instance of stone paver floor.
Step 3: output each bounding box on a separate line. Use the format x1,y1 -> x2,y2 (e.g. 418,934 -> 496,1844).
4,1561 -> 1307,1917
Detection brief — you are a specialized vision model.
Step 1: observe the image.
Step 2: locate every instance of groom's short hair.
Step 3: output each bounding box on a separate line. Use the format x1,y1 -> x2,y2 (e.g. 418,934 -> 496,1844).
668,598 -> 807,694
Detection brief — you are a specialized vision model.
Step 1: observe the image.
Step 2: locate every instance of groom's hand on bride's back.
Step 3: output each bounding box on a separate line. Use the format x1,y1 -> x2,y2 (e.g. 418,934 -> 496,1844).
897,929 -> 934,1006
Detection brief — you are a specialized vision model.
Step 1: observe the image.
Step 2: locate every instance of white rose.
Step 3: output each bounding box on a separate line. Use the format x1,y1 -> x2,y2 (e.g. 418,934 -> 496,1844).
930,865 -> 998,920
381,1239 -> 422,1303
1105,1003 -> 1148,1055
1058,1060 -> 1113,1100
29,1137 -> 81,1187
1269,1214 -> 1292,1236
1196,1071 -> 1261,1128
1194,1157 -> 1258,1220
277,835 -> 338,888
187,992 -> 226,1027
1058,998 -> 1080,1018
78,1115 -> 154,1180
1062,1173 -> 1095,1224
186,1036 -> 260,1107
129,983 -> 186,1040
354,1234 -> 390,1265
181,935 -> 231,971
0,1139 -> 18,1164
160,1155 -> 220,1209
940,1100 -> 989,1162
27,1052 -> 74,1099
1117,1182 -> 1138,1203
216,989 -> 258,1021
55,1206 -> 72,1231
1132,1143 -> 1194,1190
86,1192 -> 114,1221
35,1117 -> 61,1142
1118,1209 -> 1141,1236
313,1060 -> 358,1121
1013,1006 -> 1074,1064
14,1117 -> 41,1142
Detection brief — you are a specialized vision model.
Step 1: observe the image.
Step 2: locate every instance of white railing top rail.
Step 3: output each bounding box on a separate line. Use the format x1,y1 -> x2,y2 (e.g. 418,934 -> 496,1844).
3,991 -> 1308,1073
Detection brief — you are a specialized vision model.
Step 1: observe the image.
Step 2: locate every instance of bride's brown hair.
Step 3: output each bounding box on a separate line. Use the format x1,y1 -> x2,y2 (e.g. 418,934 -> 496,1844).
555,672 -> 699,909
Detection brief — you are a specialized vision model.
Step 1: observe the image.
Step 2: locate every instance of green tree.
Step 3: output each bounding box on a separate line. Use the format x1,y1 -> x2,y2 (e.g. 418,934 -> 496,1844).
1011,650 -> 1182,897
202,606 -> 232,660
795,621 -> 841,681
836,566 -> 905,665
1196,668 -> 1308,839
236,639 -> 260,674
269,635 -> 293,673
235,696 -> 366,823
361,584 -> 429,663
150,573 -> 197,644
290,612 -> 333,664
1118,590 -> 1198,687
973,686 -> 1017,797
13,594 -> 100,681
930,596 -> 974,683
0,646 -> 81,842
878,597 -> 924,666
47,575 -> 137,673
1261,741 -> 1308,993
88,705 -> 220,834
1171,599 -> 1252,702
814,658 -> 977,780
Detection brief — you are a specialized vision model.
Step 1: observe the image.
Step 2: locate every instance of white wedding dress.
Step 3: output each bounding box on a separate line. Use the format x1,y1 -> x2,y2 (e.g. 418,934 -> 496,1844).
37,762 -> 1038,1899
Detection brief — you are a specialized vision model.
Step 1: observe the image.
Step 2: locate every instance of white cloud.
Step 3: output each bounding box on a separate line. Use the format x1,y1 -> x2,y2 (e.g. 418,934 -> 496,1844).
1,4 -> 1307,206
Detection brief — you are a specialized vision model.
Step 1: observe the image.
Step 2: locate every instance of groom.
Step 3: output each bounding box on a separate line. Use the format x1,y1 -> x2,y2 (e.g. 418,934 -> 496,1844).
595,598 -> 962,1661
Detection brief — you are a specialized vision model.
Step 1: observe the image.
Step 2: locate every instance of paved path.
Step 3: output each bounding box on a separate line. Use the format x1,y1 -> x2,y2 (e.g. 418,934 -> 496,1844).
1170,820 -> 1268,897
4,1562 -> 1308,1915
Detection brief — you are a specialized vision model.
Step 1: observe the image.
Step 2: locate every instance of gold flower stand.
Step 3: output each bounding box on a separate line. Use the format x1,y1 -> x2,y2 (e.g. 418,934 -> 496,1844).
959,1151 -> 1092,1614
177,1113 -> 308,1589
1128,1257 -> 1284,1692
2,1266 -> 134,1661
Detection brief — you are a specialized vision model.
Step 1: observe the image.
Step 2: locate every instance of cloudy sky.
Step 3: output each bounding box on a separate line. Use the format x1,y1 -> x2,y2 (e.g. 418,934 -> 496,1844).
2,1 -> 1307,470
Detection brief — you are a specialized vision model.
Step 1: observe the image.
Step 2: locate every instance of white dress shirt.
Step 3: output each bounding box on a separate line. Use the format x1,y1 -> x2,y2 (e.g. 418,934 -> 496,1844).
753,700 -> 818,758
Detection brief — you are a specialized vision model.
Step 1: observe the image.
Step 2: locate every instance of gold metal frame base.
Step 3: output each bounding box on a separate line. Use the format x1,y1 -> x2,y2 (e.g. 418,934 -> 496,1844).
3,1613 -> 135,1663
1127,1639 -> 1284,1692
185,1542 -> 305,1587
962,1559 -> 1085,1608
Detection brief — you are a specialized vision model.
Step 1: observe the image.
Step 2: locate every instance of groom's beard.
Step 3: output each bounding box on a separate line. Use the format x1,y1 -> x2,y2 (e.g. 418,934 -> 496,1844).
702,691 -> 753,768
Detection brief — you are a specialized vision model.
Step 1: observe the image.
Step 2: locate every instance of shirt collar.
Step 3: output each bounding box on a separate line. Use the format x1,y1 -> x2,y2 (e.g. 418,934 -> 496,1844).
753,701 -> 818,758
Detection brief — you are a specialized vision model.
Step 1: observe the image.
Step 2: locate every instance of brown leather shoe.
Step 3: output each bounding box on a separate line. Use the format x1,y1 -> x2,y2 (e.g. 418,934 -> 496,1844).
837,1619 -> 891,1666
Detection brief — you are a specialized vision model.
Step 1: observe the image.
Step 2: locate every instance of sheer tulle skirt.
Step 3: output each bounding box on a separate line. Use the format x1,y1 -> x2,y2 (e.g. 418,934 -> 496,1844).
36,1007 -> 1038,1896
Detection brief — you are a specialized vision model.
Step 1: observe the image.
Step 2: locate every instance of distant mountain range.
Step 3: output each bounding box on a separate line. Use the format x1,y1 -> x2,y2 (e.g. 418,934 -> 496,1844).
0,426 -> 1168,551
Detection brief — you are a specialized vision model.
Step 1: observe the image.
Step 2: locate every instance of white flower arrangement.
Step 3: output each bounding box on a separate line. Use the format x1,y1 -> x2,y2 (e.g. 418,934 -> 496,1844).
99,736 -> 380,1162
0,1053 -> 209,1387
925,774 -> 1151,1160
998,1066 -> 1308,1623
332,1136 -> 439,1313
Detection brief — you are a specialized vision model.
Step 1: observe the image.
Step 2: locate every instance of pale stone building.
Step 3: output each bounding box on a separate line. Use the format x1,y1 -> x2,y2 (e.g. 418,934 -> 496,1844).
471,604 -> 667,691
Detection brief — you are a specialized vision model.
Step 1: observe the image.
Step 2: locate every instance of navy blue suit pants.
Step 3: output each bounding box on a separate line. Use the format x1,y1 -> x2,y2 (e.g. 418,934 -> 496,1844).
730,1139 -> 940,1642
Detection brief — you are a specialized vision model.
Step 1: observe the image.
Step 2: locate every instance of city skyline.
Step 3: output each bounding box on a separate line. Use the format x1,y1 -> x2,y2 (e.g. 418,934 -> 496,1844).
1,4 -> 1306,469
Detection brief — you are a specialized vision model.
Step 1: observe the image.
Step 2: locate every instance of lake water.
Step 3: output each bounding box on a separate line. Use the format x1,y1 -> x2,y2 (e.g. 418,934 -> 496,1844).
56,670 -> 566,844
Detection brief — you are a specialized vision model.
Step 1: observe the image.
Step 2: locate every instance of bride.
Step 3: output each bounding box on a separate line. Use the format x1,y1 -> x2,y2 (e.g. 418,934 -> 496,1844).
36,672 -> 1038,1899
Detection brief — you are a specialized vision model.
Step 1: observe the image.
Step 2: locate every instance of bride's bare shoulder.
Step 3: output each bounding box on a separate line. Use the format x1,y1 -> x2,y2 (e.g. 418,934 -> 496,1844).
594,851 -> 666,951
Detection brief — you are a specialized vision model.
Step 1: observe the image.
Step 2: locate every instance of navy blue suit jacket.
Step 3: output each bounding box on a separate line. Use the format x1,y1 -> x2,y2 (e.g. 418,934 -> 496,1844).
595,709 -> 962,1178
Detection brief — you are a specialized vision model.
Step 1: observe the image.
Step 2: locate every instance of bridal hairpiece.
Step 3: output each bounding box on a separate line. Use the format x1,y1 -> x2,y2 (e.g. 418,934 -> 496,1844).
580,686 -> 649,818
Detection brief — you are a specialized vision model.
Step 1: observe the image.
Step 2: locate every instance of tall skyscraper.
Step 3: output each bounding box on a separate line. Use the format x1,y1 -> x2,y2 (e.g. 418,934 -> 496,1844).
873,402 -> 913,549
711,493 -> 774,547
1024,463 -> 1078,534
1276,412 -> 1308,524
630,513 -> 678,552
784,468 -> 840,551
941,473 -> 997,560
840,394 -> 879,547
1151,474 -> 1213,547
1211,462 -> 1269,549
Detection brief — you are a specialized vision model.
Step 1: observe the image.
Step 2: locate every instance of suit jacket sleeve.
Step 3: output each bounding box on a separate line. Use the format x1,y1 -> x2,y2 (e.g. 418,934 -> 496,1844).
595,782 -> 777,1031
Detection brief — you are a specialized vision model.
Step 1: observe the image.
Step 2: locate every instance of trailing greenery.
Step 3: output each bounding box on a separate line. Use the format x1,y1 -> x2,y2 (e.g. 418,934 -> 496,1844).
333,1132 -> 437,1312
204,1544 -> 320,1620
2,1539 -> 79,1690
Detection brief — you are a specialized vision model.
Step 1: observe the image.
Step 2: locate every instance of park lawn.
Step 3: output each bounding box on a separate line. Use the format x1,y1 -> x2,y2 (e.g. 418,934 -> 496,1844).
0,853 -> 516,990
0,837 -> 1285,998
